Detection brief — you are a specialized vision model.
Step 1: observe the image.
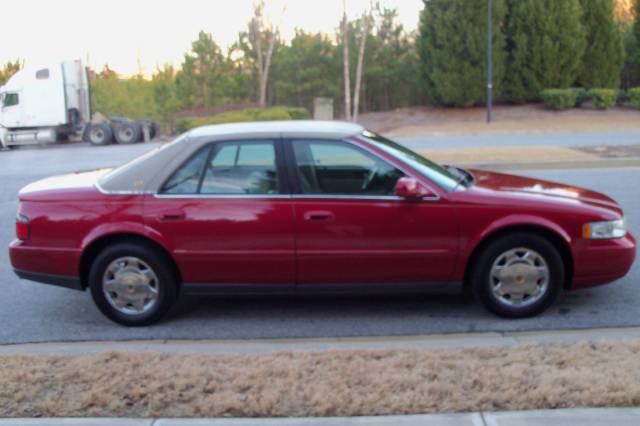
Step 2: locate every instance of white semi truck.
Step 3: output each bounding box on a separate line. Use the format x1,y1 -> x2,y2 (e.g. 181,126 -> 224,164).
0,60 -> 156,148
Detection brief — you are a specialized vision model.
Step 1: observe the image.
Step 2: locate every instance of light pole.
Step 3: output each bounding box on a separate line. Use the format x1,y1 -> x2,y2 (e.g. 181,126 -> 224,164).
486,0 -> 493,124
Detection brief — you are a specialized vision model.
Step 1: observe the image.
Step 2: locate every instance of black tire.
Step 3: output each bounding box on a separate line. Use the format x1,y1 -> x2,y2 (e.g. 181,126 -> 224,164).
114,121 -> 142,144
89,242 -> 178,326
471,232 -> 564,319
85,123 -> 113,146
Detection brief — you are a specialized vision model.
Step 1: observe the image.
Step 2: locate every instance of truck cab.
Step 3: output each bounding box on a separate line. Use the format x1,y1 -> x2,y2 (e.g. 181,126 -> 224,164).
0,60 -> 91,147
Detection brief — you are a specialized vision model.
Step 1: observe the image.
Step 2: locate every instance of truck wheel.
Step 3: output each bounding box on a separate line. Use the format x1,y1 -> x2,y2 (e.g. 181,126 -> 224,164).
114,121 -> 142,144
85,123 -> 113,146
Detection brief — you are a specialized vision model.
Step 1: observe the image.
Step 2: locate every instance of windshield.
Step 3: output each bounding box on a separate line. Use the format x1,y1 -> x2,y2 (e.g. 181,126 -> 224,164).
358,131 -> 464,192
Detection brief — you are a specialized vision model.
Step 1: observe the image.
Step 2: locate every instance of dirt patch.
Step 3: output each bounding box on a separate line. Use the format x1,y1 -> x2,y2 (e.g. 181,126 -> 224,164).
420,146 -> 598,165
357,105 -> 640,136
3,341 -> 640,418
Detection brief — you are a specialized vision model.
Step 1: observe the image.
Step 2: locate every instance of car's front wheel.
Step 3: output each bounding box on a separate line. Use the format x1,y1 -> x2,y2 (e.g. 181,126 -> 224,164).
471,232 -> 564,318
88,242 -> 178,326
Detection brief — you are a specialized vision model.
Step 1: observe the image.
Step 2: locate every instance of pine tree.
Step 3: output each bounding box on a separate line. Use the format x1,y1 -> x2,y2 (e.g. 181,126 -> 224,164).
579,0 -> 624,88
506,0 -> 587,102
632,0 -> 640,84
417,0 -> 506,107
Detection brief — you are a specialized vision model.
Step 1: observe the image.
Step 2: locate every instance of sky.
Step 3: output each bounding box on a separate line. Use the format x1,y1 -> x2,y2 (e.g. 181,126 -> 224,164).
2,0 -> 423,76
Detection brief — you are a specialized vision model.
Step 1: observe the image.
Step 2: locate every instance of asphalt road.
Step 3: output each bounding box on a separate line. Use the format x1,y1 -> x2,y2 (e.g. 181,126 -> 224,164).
0,141 -> 638,344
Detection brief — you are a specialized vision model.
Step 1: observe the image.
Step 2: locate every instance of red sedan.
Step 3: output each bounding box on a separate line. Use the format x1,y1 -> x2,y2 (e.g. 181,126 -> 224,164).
9,122 -> 636,326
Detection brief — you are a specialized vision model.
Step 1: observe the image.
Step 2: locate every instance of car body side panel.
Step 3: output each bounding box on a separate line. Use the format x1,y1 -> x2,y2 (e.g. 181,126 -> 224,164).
10,192 -> 146,277
293,198 -> 460,284
448,189 -> 636,287
143,195 -> 296,284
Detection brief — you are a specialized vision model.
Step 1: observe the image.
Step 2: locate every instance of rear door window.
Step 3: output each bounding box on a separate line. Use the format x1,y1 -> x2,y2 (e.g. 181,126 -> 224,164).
161,140 -> 281,195
201,141 -> 279,194
161,147 -> 209,194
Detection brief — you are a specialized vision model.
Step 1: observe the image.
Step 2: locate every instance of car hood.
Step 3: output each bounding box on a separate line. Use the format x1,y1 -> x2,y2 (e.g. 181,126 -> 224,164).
19,168 -> 113,201
467,169 -> 621,212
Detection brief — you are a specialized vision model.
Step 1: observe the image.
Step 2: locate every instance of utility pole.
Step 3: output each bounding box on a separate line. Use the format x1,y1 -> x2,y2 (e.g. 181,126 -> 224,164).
486,0 -> 493,123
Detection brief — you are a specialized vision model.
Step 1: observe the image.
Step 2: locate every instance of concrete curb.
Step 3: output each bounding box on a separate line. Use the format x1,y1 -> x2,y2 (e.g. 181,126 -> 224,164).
3,326 -> 640,356
3,408 -> 640,425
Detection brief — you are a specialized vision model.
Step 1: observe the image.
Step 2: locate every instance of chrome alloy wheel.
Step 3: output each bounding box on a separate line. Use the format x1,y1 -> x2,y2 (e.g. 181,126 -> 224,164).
489,247 -> 549,307
102,257 -> 159,315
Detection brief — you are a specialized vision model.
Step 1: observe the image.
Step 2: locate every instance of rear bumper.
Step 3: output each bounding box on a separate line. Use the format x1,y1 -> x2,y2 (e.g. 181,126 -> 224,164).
9,239 -> 83,290
572,232 -> 636,289
13,269 -> 83,291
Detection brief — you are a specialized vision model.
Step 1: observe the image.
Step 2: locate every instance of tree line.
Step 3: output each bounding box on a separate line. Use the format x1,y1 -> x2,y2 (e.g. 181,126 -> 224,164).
420,0 -> 636,107
1,0 -> 639,129
90,1 -> 419,130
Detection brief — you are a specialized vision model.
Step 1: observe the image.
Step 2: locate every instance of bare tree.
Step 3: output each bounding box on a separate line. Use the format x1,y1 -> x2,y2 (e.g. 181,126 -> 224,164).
352,10 -> 372,122
251,0 -> 281,108
341,0 -> 352,121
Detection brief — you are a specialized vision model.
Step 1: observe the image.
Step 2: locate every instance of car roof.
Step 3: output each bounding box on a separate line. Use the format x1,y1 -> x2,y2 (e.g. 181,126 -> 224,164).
187,120 -> 364,140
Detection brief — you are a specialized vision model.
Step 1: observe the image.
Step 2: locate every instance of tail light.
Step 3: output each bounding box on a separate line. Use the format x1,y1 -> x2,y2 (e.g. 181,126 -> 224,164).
16,213 -> 30,240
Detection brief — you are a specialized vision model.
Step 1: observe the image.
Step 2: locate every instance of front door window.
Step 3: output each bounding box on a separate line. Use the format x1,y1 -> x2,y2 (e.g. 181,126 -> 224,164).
292,140 -> 404,196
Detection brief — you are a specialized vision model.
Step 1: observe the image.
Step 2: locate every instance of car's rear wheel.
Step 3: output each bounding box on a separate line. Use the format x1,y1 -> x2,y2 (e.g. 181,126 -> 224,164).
471,232 -> 564,318
88,242 -> 177,326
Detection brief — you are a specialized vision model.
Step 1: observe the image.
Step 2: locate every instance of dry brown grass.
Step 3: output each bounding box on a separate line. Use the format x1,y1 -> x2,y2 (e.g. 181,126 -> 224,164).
2,341 -> 640,418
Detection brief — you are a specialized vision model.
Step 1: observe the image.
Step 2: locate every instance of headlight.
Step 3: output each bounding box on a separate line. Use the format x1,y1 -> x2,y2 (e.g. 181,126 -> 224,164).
583,219 -> 626,239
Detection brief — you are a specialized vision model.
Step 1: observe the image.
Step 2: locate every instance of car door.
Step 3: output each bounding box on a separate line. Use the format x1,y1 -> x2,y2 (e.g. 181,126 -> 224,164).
144,139 -> 295,286
287,139 -> 459,286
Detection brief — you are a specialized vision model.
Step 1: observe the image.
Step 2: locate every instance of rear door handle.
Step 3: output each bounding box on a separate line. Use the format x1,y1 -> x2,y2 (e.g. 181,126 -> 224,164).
304,211 -> 335,222
159,211 -> 186,221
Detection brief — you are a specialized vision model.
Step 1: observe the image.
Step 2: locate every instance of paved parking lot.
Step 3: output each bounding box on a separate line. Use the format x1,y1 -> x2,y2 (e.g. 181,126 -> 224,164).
0,141 -> 638,344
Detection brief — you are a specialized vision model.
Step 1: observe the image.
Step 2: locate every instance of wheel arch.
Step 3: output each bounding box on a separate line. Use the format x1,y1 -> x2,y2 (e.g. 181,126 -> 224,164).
79,233 -> 182,290
463,224 -> 574,291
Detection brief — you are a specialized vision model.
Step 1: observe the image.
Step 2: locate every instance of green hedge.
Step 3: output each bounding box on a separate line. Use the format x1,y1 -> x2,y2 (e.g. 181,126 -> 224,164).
540,89 -> 578,111
628,88 -> 640,109
572,88 -> 589,107
588,89 -> 617,110
617,90 -> 629,106
176,106 -> 310,133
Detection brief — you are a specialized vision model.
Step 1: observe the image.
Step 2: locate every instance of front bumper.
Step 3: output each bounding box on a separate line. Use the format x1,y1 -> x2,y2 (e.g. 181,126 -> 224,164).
572,232 -> 636,289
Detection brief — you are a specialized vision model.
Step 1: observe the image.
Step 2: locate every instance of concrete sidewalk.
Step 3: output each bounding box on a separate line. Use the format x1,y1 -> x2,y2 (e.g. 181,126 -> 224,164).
3,408 -> 640,425
3,326 -> 640,355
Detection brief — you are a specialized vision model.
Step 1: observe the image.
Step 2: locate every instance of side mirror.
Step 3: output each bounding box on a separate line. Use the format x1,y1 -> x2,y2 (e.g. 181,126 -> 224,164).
395,177 -> 435,199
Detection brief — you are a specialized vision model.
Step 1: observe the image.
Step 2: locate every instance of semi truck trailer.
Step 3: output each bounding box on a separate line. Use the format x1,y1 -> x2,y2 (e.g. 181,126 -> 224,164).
0,60 -> 156,148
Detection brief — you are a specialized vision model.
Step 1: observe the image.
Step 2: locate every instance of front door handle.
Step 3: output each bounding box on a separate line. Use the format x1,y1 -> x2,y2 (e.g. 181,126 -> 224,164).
304,211 -> 335,222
